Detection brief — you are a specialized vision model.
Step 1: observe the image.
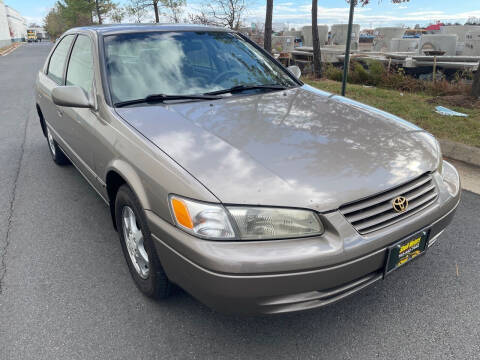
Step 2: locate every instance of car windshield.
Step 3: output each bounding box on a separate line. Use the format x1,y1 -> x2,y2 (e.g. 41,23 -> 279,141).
103,31 -> 298,105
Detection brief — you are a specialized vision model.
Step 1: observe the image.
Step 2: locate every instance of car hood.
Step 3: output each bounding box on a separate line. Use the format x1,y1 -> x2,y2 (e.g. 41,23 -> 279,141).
115,85 -> 439,212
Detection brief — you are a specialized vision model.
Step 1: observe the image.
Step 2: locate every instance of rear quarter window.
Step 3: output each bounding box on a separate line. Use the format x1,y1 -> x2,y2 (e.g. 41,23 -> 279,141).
47,35 -> 75,84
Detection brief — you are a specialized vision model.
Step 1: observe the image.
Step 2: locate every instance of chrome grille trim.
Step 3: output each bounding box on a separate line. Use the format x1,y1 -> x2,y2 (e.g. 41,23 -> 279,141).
340,174 -> 438,235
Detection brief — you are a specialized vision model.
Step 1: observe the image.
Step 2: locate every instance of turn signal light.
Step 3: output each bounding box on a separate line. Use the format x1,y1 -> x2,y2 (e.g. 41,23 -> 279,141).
171,198 -> 194,229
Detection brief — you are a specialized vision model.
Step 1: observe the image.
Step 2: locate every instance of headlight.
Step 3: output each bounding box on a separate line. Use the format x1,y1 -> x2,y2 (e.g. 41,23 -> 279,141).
170,196 -> 235,239
227,206 -> 323,240
436,139 -> 443,175
170,196 -> 324,240
439,160 -> 460,196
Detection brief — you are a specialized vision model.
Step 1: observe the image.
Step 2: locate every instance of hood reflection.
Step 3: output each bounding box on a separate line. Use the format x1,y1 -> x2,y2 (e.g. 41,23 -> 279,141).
116,86 -> 437,211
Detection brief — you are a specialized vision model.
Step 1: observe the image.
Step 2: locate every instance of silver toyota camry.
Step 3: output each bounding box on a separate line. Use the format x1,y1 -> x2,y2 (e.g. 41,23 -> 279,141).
35,24 -> 460,314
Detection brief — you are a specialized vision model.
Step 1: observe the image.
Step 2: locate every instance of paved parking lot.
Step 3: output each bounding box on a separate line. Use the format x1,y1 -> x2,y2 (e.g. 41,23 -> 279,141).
1,43 -> 479,359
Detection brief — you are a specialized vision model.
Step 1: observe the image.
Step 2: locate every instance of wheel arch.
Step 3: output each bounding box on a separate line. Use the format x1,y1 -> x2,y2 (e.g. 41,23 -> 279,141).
36,104 -> 47,137
105,160 -> 151,230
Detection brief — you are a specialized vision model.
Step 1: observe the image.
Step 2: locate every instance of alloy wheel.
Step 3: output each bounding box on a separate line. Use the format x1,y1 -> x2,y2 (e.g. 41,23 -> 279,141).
47,128 -> 56,157
121,206 -> 149,279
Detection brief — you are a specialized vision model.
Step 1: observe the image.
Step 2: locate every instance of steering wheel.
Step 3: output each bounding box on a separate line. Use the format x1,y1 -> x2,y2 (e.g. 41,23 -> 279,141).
212,71 -> 240,85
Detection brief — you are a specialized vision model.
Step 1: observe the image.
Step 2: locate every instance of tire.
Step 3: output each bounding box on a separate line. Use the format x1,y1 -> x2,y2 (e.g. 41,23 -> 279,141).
46,126 -> 70,166
115,184 -> 171,299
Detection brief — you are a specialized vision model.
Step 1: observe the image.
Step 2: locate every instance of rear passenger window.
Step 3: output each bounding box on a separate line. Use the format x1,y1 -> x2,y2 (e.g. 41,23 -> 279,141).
66,35 -> 94,94
47,35 -> 75,84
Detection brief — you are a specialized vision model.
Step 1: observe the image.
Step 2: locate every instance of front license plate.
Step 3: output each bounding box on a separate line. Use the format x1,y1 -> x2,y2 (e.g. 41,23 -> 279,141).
385,230 -> 429,274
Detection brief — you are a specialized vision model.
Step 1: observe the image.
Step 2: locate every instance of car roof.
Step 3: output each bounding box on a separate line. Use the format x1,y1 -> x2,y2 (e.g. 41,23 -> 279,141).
68,23 -> 233,36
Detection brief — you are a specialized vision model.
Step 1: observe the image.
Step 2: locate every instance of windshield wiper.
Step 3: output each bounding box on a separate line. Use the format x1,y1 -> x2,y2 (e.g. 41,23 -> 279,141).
114,93 -> 222,107
204,84 -> 288,96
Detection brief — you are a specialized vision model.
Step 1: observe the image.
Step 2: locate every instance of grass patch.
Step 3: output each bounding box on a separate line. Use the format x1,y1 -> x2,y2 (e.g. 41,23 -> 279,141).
305,79 -> 480,148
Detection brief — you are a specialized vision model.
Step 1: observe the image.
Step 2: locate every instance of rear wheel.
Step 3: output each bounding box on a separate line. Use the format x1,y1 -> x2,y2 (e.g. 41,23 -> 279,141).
115,184 -> 172,299
46,127 -> 69,165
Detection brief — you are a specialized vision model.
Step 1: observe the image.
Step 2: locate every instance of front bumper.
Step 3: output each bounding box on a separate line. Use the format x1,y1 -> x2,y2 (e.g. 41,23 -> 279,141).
147,163 -> 460,315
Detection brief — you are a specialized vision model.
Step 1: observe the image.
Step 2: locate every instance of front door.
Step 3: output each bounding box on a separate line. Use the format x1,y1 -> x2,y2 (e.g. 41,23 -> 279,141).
37,34 -> 76,139
60,34 -> 99,186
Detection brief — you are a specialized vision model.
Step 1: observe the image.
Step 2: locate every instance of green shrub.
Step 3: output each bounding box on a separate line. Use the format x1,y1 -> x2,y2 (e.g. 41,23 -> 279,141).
347,60 -> 386,86
324,63 -> 343,82
381,68 -> 425,92
367,60 -> 386,86
321,59 -> 472,97
350,62 -> 370,84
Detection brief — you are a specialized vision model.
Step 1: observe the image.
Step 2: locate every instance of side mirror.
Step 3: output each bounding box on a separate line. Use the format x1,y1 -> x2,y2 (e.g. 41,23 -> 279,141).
287,65 -> 301,79
51,86 -> 93,108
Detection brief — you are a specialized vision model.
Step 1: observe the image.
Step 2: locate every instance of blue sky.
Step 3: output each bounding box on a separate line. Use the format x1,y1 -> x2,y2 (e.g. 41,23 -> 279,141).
6,0 -> 480,29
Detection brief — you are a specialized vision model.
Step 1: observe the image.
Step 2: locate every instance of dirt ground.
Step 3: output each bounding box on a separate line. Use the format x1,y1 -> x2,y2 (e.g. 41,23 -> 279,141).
427,94 -> 480,109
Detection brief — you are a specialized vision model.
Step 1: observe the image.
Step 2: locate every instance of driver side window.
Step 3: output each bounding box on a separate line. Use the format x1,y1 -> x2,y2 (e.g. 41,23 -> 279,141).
66,35 -> 94,94
47,35 -> 75,84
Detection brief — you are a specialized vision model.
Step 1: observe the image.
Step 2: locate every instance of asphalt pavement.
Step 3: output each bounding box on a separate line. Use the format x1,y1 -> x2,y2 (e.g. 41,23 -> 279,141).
1,43 -> 479,360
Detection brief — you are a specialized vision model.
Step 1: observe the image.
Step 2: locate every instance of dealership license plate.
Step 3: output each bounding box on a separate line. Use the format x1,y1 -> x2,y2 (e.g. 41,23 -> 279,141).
385,230 -> 429,274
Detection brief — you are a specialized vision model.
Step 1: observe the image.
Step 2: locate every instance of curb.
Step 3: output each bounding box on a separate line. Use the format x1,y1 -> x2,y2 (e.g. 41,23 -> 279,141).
0,43 -> 21,56
439,139 -> 480,168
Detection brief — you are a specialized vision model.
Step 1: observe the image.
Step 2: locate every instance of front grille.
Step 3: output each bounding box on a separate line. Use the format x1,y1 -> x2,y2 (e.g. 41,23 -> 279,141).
340,173 -> 438,235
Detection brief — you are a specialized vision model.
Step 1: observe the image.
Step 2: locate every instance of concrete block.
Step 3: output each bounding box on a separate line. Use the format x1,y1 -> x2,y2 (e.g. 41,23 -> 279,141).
302,25 -> 328,47
389,38 -> 419,52
419,34 -> 458,56
464,30 -> 480,56
331,24 -> 360,49
373,27 -> 406,51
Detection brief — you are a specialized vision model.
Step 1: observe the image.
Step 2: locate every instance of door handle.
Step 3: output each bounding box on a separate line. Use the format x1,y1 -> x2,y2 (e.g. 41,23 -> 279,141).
56,109 -> 63,117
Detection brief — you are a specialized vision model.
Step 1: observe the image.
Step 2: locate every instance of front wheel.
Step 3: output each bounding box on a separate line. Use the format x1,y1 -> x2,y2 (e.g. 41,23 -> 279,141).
46,127 -> 70,165
115,184 -> 172,299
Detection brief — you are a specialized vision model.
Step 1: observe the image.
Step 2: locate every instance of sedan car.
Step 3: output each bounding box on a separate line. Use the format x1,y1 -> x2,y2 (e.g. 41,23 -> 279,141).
35,24 -> 460,315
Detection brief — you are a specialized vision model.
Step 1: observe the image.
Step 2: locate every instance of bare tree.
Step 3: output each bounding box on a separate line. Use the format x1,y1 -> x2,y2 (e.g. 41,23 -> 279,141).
466,16 -> 480,25
110,6 -> 125,23
337,0 -> 410,92
187,11 -> 218,25
264,0 -> 273,53
206,0 -> 246,30
151,0 -> 161,22
96,0 -> 102,23
161,0 -> 186,23
94,0 -> 117,24
126,0 -> 148,22
311,0 -> 321,77
134,0 -> 161,23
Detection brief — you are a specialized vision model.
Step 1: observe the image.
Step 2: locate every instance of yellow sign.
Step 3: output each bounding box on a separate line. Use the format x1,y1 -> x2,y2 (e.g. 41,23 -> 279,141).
397,236 -> 422,267
399,237 -> 421,254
